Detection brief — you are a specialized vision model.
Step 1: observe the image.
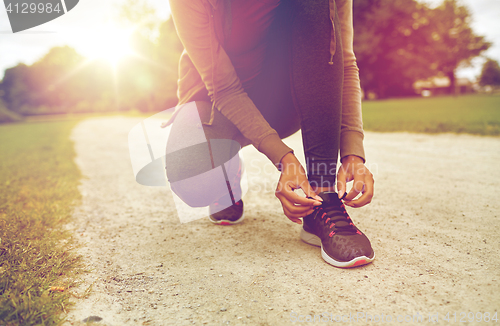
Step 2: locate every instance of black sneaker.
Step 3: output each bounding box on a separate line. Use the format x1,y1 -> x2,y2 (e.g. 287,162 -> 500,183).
301,192 -> 374,268
209,200 -> 244,225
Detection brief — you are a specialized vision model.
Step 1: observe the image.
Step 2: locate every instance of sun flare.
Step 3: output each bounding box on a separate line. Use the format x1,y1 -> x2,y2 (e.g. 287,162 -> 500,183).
78,24 -> 134,65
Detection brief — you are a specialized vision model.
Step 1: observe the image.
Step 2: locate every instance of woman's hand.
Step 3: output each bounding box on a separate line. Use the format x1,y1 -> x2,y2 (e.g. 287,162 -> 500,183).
275,153 -> 322,224
336,155 -> 374,208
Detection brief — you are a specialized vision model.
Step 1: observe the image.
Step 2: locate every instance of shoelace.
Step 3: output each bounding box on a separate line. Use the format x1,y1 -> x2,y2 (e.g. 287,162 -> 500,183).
309,195 -> 361,237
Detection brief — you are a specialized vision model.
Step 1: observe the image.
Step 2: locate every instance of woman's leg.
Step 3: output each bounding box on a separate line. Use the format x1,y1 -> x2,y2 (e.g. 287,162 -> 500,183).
288,1 -> 375,268
248,0 -> 344,190
244,0 -> 300,140
165,101 -> 245,209
290,0 -> 344,191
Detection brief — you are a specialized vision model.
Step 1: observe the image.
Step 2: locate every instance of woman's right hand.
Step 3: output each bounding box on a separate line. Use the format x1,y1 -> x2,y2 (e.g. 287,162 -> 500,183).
275,153 -> 323,224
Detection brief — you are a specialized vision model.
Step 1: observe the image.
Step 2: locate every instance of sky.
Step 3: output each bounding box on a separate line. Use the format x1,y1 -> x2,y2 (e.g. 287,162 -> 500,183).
0,0 -> 172,78
0,0 -> 499,81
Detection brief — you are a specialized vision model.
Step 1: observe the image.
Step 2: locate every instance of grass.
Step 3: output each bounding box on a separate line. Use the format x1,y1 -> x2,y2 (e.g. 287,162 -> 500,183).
0,120 -> 85,325
362,94 -> 500,136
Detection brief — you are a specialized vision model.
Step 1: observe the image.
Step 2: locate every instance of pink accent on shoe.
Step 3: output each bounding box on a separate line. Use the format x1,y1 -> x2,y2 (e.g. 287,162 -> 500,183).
356,230 -> 362,235
325,218 -> 330,223
321,212 -> 326,219
352,259 -> 367,267
329,223 -> 335,228
220,221 -> 231,226
329,231 -> 335,237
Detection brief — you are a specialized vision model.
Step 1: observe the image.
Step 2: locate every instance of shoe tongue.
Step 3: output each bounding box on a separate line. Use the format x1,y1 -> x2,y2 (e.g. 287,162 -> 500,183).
318,192 -> 342,206
318,192 -> 354,232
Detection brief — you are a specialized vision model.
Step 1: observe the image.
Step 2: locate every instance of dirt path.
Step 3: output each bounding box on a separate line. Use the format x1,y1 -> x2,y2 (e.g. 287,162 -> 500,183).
66,116 -> 500,325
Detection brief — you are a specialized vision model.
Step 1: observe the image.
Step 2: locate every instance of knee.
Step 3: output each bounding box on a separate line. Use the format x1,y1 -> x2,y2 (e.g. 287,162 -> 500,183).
169,167 -> 230,207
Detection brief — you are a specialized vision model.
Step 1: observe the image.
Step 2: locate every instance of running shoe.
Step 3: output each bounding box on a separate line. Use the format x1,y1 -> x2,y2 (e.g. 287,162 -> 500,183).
301,191 -> 374,268
209,200 -> 244,225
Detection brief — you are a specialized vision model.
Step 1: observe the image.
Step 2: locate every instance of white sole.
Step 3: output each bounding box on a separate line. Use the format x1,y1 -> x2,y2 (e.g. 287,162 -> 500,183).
300,229 -> 375,268
208,211 -> 245,225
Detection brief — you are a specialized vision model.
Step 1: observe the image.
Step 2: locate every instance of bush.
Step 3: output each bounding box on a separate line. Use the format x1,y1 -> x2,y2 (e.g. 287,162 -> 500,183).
0,99 -> 23,123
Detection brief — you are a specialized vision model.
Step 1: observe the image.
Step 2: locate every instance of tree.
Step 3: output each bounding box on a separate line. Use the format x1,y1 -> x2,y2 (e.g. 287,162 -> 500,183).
353,0 -> 491,98
425,0 -> 490,94
0,46 -> 119,115
1,46 -> 99,115
479,59 -> 500,86
29,46 -> 86,111
1,12 -> 184,115
0,97 -> 22,123
353,0 -> 436,98
1,63 -> 31,114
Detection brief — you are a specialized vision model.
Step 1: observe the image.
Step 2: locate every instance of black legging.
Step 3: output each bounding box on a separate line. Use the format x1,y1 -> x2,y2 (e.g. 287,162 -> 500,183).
165,0 -> 343,207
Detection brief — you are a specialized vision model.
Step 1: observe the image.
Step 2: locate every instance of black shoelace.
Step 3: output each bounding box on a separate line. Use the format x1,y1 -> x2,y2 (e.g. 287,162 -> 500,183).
309,195 -> 360,237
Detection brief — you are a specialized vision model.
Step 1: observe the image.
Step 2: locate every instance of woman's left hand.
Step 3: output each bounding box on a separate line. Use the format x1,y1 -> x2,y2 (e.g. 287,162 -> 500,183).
336,155 -> 374,208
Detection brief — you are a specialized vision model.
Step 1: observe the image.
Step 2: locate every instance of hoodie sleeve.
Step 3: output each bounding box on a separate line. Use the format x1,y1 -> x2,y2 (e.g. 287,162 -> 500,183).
169,0 -> 293,166
336,0 -> 366,162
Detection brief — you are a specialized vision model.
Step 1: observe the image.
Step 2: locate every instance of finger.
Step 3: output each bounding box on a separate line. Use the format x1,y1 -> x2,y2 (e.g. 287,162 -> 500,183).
280,195 -> 319,215
344,167 -> 366,201
288,208 -> 315,221
299,179 -> 322,203
283,207 -> 314,223
344,189 -> 370,207
276,187 -> 321,207
336,167 -> 347,199
345,174 -> 374,208
344,175 -> 364,202
287,215 -> 302,224
283,201 -> 317,215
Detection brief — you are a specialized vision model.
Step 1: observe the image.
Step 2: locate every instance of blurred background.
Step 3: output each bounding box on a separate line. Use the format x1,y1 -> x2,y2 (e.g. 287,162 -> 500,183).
0,0 -> 499,132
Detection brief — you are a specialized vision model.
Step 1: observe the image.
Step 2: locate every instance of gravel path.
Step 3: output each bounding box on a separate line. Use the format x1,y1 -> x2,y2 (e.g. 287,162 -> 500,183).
66,116 -> 500,325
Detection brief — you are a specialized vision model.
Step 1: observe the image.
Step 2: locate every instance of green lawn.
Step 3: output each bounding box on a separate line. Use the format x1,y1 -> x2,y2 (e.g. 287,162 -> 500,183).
362,94 -> 500,136
0,120 -> 85,325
